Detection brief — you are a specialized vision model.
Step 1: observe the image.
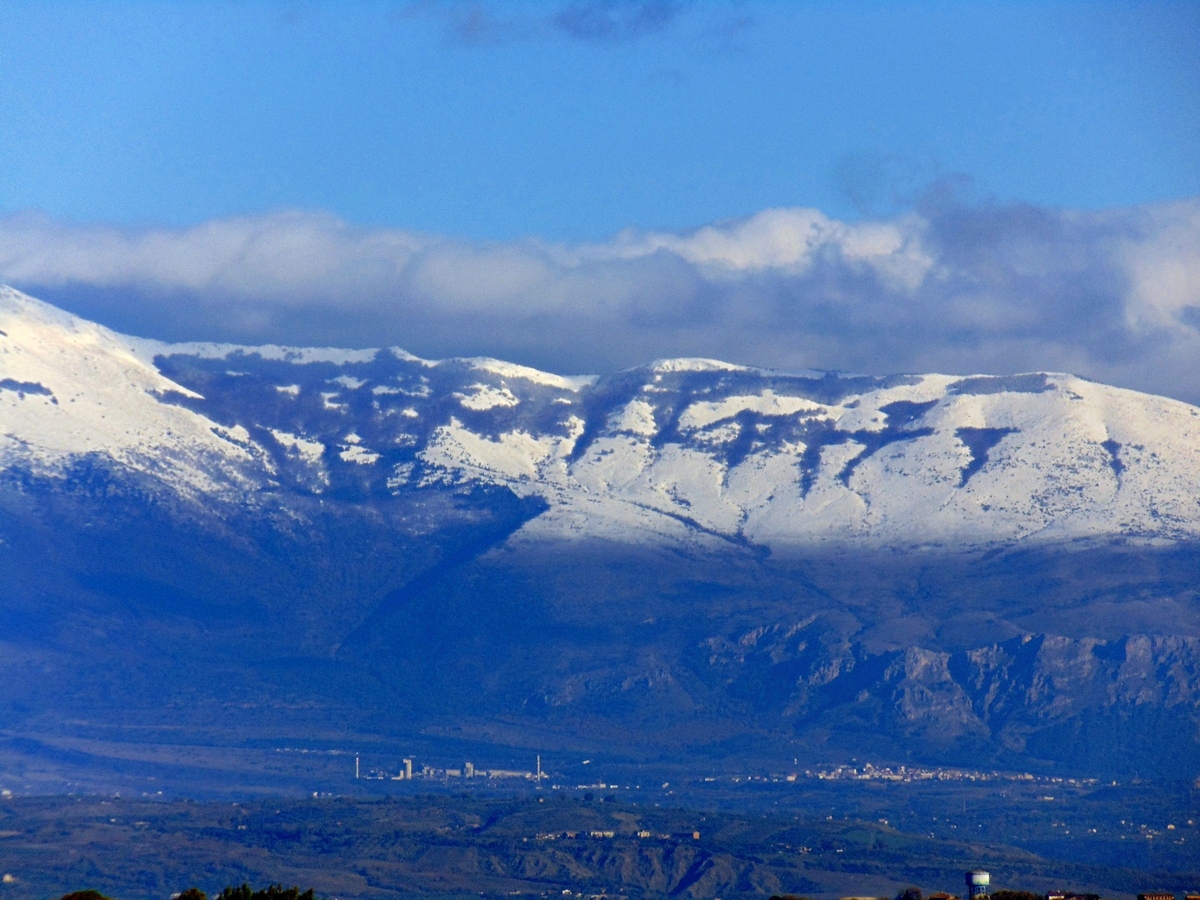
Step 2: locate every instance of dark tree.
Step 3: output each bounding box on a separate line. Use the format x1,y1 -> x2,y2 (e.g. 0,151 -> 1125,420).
176,889 -> 207,900
61,892 -> 114,900
217,885 -> 315,900
896,888 -> 924,900
992,891 -> 1042,900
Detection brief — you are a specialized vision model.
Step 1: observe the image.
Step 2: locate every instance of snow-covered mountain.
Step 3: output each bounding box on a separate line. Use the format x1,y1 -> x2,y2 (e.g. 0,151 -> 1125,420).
5,285 -> 1200,783
5,284 -> 1200,551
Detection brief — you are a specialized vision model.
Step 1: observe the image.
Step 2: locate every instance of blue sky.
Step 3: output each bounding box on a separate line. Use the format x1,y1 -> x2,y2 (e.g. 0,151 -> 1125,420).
2,0 -> 1197,238
1,1 -> 1199,401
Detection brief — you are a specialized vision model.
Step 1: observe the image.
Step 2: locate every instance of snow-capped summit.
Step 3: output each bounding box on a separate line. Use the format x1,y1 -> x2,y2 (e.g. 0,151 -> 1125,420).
0,286 -> 266,500
4,284 -> 1200,550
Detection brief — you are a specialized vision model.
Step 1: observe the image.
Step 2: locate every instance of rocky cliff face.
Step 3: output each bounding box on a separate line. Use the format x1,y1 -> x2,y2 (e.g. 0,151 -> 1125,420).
700,624 -> 1200,770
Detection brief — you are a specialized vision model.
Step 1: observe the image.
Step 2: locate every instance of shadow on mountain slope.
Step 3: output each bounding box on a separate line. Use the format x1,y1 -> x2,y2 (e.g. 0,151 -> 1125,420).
1,465 -> 1198,781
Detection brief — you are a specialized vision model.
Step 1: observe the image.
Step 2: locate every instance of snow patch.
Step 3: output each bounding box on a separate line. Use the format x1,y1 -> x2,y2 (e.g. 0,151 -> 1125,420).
270,429 -> 325,465
462,357 -> 595,390
388,462 -> 415,489
680,391 -> 829,430
455,383 -> 520,410
648,358 -> 751,374
610,400 -> 657,435
386,347 -> 435,366
214,424 -> 253,446
340,444 -> 381,465
422,417 -> 553,481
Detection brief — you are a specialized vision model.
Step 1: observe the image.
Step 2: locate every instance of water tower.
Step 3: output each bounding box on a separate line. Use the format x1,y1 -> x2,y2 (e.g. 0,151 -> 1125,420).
965,871 -> 990,900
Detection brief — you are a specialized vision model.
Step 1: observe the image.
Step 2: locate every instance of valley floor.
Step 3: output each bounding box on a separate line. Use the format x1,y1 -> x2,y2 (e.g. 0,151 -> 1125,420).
0,777 -> 1195,900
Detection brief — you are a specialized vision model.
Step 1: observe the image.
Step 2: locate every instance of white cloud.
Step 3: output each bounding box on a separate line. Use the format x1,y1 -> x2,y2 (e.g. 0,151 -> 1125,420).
0,210 -> 425,302
601,208 -> 934,292
1118,202 -> 1200,333
2,198 -> 1199,403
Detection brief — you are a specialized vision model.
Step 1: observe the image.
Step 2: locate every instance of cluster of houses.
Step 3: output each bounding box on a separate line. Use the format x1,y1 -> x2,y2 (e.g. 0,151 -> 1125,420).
532,830 -> 701,841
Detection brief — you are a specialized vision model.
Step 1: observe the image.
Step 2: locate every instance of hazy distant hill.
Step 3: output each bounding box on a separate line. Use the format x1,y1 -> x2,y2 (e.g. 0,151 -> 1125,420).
2,285 -> 1199,783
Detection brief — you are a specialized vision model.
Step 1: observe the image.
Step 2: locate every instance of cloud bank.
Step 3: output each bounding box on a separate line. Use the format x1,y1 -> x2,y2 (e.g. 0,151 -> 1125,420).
2,196 -> 1199,403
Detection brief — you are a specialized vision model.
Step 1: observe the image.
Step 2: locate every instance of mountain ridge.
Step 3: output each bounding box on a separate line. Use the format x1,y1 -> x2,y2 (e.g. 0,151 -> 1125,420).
5,285 -> 1200,553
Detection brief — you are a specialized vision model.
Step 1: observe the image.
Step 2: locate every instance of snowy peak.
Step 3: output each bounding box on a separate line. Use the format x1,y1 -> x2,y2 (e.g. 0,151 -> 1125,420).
3,286 -> 1200,549
0,287 -> 266,499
